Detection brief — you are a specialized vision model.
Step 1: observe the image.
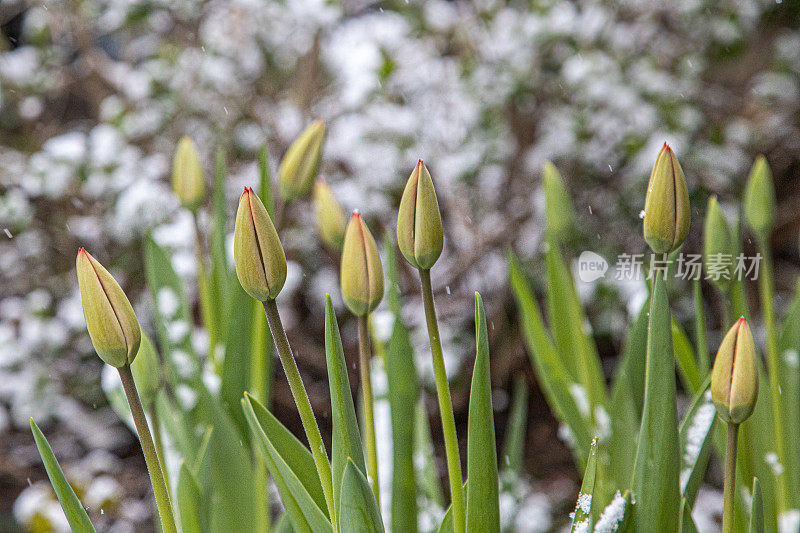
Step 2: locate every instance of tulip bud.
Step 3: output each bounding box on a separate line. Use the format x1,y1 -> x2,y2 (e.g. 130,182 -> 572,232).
543,161 -> 575,240
711,318 -> 759,424
397,160 -> 444,270
743,156 -> 776,236
703,196 -> 732,291
278,119 -> 325,200
234,187 -> 287,301
76,248 -> 141,367
341,211 -> 384,316
313,179 -> 347,252
131,333 -> 162,407
642,143 -> 691,254
172,136 -> 205,210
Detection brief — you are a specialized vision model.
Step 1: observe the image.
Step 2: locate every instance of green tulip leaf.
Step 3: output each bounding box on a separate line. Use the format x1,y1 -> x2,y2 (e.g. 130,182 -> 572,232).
324,294 -> 366,520
570,438 -> 597,531
339,459 -> 385,533
29,419 -> 96,533
465,293 -> 500,532
630,272 -> 681,529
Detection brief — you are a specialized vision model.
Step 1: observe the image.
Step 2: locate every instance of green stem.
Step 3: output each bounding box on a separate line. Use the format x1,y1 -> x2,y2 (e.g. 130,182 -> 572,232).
723,422 -> 739,533
419,268 -> 465,533
149,404 -> 171,502
118,365 -> 177,533
251,301 -> 271,533
262,299 -> 335,529
756,235 -> 789,513
358,315 -> 380,505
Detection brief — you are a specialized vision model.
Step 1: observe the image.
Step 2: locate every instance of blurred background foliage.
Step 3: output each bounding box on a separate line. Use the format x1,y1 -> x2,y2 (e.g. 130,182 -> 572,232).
1,0 -> 799,530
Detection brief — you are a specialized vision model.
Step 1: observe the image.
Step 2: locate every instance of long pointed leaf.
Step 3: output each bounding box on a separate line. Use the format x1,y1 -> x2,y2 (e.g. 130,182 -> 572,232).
324,295 -> 366,519
205,392 -> 256,533
414,396 -> 444,507
242,394 -> 332,533
678,378 -> 715,507
508,253 -> 592,464
29,420 -> 96,533
501,376 -> 528,481
608,296 -> 649,487
630,272 -> 680,529
384,292 -> 420,533
466,293 -> 500,532
672,318 -> 702,396
750,477 -> 764,533
339,459 -> 385,533
177,462 -> 204,533
544,236 -> 607,410
570,438 -> 597,531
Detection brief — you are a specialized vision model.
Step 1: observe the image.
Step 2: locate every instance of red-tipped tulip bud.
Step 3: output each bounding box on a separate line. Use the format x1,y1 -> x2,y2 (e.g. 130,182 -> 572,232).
642,143 -> 690,254
711,318 -> 759,424
341,212 -> 384,316
76,249 -> 141,367
234,187 -> 287,301
278,119 -> 325,200
397,160 -> 444,270
172,136 -> 205,211
313,179 -> 347,252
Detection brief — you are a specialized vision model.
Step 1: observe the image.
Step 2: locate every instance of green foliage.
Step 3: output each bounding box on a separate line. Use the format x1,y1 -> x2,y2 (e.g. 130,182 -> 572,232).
29,420 -> 96,533
466,294 -> 500,532
36,137 -> 800,533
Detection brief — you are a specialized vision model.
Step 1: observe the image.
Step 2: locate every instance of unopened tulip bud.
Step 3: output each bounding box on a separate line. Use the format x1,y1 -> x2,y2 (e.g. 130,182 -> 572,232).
711,318 -> 759,424
313,179 -> 347,252
341,212 -> 384,316
642,143 -> 690,254
278,119 -> 325,200
131,333 -> 162,407
397,160 -> 444,270
704,196 -> 732,291
77,249 -> 141,367
543,161 -> 575,239
234,187 -> 287,301
743,156 -> 776,236
172,136 -> 205,210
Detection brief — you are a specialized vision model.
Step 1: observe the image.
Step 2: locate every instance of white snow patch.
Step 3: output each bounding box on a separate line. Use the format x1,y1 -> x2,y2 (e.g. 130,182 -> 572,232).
595,491 -> 627,532
779,510 -> 800,533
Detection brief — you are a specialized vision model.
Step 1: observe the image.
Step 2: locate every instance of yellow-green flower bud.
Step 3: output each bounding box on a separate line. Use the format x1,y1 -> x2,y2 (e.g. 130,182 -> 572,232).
711,317 -> 759,424
278,119 -> 325,200
313,179 -> 347,252
172,136 -> 205,210
703,196 -> 732,292
642,143 -> 691,254
397,160 -> 444,270
743,156 -> 775,236
76,248 -> 141,367
542,161 -> 575,240
131,333 -> 162,407
234,187 -> 287,301
341,211 -> 384,316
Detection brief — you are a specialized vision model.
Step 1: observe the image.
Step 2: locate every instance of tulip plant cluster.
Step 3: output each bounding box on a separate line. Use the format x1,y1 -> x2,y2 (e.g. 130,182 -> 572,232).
28,122 -> 507,533
25,119 -> 789,533
511,144 -> 793,532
